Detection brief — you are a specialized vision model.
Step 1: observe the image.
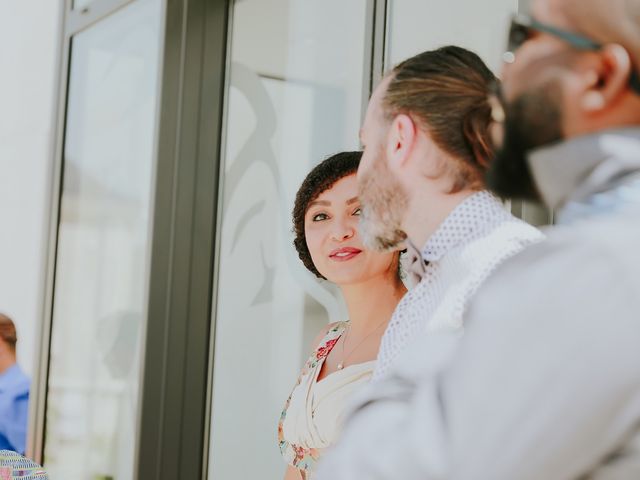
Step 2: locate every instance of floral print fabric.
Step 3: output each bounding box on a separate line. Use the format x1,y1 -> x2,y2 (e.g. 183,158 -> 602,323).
278,322 -> 347,477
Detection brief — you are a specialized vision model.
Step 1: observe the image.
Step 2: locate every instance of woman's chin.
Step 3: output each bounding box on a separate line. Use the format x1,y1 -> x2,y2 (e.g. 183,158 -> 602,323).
324,270 -> 373,287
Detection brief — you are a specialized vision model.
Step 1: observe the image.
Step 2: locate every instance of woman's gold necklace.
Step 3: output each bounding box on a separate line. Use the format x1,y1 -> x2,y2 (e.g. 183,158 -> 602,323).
336,319 -> 388,370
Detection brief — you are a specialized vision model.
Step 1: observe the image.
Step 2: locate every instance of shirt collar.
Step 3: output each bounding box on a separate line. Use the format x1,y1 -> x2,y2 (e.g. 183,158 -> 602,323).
420,190 -> 510,262
0,364 -> 28,392
528,127 -> 640,211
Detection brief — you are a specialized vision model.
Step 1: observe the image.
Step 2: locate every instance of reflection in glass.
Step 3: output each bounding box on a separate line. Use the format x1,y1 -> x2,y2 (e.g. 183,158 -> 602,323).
386,0 -> 518,71
208,0 -> 368,478
43,0 -> 161,478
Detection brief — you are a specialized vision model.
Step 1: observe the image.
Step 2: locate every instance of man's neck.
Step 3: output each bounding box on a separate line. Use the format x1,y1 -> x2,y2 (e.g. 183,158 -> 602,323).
0,354 -> 17,375
403,188 -> 475,250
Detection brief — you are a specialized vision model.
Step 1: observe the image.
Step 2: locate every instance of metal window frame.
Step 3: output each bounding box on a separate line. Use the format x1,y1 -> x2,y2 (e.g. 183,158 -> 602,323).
362,0 -> 388,120
135,0 -> 229,478
31,0 -> 144,463
33,2 -> 229,479
200,0 -> 236,475
28,0 -> 69,464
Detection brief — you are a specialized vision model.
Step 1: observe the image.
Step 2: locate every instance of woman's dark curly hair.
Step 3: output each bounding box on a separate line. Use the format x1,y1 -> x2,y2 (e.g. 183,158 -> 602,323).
293,151 -> 362,279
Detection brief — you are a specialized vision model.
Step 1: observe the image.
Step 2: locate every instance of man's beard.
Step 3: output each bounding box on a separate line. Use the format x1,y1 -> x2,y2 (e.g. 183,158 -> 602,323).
358,149 -> 409,252
486,81 -> 564,201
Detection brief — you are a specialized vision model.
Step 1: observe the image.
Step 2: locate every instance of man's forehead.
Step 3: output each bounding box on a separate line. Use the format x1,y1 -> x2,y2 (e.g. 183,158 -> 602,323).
531,0 -> 575,30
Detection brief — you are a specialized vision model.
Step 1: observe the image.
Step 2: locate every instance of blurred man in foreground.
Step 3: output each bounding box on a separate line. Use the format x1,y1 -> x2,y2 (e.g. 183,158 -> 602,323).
318,0 -> 640,478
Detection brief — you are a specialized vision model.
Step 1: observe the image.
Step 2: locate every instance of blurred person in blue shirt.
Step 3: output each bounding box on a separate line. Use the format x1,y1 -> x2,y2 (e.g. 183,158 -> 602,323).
0,313 -> 29,454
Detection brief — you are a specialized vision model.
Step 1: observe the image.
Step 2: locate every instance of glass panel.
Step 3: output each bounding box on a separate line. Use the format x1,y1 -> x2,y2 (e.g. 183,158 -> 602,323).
43,0 -> 162,478
386,0 -> 518,71
208,0 -> 368,478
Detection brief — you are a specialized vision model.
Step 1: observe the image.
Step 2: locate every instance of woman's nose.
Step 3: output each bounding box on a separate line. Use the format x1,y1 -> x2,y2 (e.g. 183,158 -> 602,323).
330,221 -> 355,242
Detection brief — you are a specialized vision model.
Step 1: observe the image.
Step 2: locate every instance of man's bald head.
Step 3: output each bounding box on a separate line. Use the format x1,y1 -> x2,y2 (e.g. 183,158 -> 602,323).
536,0 -> 640,71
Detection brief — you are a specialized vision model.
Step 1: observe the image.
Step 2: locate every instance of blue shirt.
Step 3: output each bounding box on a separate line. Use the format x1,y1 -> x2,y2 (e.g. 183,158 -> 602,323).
0,364 -> 30,454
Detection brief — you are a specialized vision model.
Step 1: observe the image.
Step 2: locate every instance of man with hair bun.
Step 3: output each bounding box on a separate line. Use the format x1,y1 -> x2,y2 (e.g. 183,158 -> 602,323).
357,46 -> 542,381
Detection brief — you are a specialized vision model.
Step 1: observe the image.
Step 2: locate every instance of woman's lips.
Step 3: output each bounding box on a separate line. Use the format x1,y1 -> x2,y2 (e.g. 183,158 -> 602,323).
329,247 -> 362,262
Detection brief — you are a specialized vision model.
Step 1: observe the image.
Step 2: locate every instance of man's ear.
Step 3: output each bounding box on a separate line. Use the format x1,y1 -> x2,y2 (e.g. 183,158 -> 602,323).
386,113 -> 417,168
581,43 -> 632,112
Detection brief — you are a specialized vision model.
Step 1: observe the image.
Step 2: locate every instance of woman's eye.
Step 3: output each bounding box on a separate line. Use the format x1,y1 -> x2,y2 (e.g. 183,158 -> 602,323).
352,207 -> 362,216
312,213 -> 329,222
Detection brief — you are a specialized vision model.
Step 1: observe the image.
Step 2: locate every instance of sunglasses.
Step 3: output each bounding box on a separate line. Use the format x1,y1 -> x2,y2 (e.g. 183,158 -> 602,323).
504,14 -> 640,95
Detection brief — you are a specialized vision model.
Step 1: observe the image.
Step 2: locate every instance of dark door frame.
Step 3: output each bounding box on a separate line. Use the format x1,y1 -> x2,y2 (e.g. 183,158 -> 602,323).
135,0 -> 229,478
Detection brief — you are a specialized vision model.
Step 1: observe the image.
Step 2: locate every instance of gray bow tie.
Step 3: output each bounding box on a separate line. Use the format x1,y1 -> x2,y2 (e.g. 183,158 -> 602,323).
405,238 -> 428,285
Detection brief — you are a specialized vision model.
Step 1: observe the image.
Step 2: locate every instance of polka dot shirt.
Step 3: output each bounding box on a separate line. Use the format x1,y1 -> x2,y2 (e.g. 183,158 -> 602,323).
373,191 -> 544,380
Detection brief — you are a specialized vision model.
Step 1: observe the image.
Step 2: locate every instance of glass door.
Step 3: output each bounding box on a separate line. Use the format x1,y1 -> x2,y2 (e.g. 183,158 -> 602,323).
42,0 -> 163,477
207,0 -> 371,478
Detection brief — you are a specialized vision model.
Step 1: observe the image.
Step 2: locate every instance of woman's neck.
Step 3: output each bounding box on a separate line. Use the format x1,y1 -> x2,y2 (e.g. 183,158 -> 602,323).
339,272 -> 406,338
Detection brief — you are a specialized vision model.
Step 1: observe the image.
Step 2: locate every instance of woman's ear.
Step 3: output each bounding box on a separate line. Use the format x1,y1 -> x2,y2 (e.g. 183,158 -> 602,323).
581,43 -> 632,112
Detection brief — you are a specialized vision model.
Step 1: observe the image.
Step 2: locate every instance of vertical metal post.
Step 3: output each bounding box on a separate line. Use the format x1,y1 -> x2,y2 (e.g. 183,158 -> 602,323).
362,0 -> 388,120
29,0 -> 70,464
135,0 -> 229,478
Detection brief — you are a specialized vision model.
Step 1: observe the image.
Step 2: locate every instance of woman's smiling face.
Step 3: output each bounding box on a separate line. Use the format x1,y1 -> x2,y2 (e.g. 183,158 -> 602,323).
304,174 -> 398,286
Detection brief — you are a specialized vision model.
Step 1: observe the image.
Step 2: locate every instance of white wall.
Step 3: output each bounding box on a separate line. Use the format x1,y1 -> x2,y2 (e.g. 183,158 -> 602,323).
0,0 -> 62,378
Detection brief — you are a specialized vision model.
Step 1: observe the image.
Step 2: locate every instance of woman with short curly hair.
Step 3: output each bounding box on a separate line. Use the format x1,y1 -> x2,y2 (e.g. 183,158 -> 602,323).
278,151 -> 406,480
